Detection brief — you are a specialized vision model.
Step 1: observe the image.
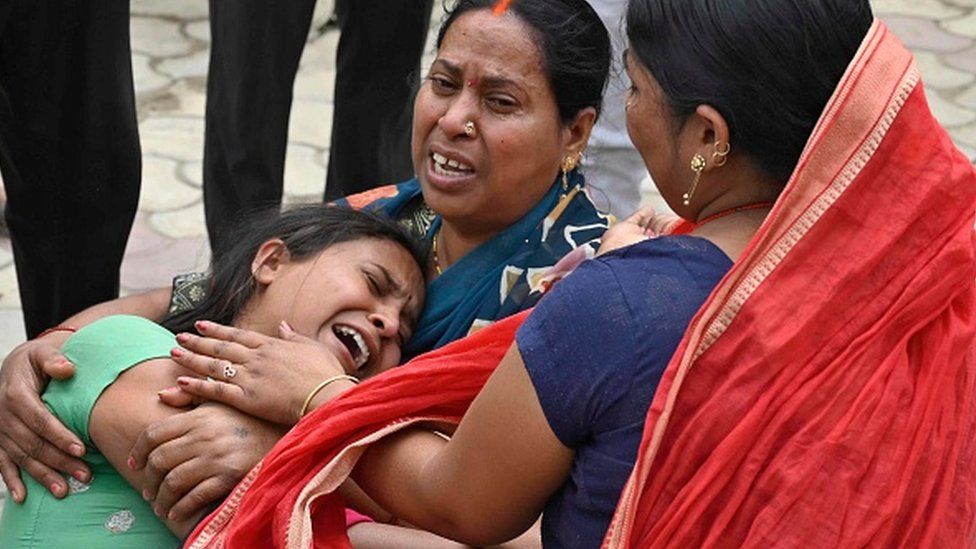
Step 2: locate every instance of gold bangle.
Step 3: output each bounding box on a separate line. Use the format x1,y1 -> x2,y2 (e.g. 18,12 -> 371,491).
300,374 -> 359,417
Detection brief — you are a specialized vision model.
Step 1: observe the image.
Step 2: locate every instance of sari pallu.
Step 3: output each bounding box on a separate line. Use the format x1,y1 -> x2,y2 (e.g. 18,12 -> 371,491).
604,20 -> 976,548
337,174 -> 611,359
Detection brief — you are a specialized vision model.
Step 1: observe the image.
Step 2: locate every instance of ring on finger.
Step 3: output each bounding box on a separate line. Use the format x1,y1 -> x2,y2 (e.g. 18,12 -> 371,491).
222,362 -> 237,380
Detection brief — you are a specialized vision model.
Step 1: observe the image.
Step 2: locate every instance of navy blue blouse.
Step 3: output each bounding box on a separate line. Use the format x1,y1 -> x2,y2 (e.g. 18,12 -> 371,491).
516,236 -> 733,548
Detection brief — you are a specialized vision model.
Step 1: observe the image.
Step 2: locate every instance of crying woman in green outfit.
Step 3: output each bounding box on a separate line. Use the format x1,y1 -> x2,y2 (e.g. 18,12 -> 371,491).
0,205 -> 426,546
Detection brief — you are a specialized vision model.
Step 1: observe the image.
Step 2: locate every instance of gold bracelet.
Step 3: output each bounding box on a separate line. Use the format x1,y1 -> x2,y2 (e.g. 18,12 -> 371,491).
300,374 -> 359,417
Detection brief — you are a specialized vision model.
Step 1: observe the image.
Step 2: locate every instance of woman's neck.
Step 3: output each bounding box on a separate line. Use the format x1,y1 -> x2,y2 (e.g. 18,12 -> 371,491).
687,165 -> 781,260
690,208 -> 770,262
231,302 -> 275,339
433,221 -> 497,276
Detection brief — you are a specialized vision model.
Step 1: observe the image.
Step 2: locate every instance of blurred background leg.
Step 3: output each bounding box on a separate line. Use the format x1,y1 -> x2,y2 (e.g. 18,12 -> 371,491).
324,0 -> 433,200
0,0 -> 140,337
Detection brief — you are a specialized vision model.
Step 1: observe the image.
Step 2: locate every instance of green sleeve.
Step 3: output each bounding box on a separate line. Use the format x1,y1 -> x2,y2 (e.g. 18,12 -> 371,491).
43,315 -> 177,447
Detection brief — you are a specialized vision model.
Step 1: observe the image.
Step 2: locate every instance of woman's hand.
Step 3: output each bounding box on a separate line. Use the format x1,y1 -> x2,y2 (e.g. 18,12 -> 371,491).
127,402 -> 285,521
168,320 -> 351,425
596,207 -> 681,256
0,333 -> 90,502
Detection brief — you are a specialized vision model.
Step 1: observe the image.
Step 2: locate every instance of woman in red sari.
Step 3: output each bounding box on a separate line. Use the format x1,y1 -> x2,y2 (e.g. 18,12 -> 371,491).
176,0 -> 976,546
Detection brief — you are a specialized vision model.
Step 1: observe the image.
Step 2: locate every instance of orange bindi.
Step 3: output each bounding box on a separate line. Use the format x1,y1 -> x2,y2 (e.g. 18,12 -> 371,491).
491,0 -> 512,16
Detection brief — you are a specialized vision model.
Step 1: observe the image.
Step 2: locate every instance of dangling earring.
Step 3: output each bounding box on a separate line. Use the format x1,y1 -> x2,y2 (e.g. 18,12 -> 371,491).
712,141 -> 731,167
561,152 -> 580,192
683,154 -> 707,206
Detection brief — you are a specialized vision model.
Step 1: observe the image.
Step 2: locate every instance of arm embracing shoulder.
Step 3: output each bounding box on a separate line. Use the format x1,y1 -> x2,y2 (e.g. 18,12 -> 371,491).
63,287 -> 173,326
353,343 -> 572,546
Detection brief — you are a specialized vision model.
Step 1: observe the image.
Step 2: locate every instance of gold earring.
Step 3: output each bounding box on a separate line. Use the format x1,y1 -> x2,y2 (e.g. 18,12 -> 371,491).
712,141 -> 731,167
561,153 -> 580,192
683,154 -> 707,206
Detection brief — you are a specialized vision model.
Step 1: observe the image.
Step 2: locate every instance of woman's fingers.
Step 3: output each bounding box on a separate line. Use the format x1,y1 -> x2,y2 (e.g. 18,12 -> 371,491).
175,332 -> 253,365
128,414 -> 190,473
36,352 -> 75,381
150,457 -> 210,519
175,376 -> 247,410
0,419 -> 89,482
11,395 -> 86,460
0,336 -> 88,500
0,431 -> 71,498
136,404 -> 280,521
170,347 -> 240,382
156,386 -> 202,408
0,448 -> 25,503
30,333 -> 76,381
627,205 -> 678,236
194,320 -> 265,348
623,207 -> 655,230
167,476 -> 235,522
4,389 -> 89,479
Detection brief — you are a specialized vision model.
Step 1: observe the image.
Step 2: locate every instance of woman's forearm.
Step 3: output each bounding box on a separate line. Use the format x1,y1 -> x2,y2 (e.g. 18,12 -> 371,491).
353,429 -> 461,537
62,287 -> 172,326
351,345 -> 570,545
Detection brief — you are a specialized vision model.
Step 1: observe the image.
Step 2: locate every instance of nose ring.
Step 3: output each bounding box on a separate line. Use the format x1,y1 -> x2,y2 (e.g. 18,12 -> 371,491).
464,120 -> 477,137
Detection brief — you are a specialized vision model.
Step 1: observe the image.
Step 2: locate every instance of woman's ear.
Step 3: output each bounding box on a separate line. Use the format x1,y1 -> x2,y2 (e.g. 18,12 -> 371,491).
562,106 -> 598,159
690,104 -> 732,171
251,239 -> 292,285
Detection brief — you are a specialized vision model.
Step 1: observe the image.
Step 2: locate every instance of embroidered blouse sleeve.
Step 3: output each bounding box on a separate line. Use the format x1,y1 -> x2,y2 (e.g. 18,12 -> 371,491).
168,272 -> 209,315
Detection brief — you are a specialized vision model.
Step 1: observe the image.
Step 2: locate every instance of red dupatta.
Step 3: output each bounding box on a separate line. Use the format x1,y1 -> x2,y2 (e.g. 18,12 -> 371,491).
603,20 -> 976,547
185,311 -> 530,548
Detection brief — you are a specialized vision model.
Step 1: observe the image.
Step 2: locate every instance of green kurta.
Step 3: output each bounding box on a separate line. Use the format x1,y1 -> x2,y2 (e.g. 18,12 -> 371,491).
0,315 -> 180,548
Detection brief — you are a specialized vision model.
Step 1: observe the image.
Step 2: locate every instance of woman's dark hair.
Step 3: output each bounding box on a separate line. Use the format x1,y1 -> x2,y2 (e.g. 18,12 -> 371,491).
162,205 -> 427,334
437,0 -> 612,123
626,0 -> 873,183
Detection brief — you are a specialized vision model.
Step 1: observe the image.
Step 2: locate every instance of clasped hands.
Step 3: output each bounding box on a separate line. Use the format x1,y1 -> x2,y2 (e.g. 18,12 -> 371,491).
597,206 -> 681,256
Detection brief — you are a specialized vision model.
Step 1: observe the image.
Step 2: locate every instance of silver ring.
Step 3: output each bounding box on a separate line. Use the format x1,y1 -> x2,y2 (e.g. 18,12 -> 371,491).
222,363 -> 237,379
464,120 -> 476,137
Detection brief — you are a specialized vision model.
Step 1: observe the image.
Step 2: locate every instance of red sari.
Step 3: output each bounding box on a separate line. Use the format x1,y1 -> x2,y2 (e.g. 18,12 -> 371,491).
186,20 -> 976,548
604,19 -> 976,547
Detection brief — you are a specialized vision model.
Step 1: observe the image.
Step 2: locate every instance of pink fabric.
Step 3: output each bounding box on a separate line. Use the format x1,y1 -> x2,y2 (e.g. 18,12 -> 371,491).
343,509 -> 374,529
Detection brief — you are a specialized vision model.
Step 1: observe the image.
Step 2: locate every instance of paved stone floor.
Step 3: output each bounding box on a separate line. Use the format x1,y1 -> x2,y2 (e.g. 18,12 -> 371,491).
0,0 -> 973,510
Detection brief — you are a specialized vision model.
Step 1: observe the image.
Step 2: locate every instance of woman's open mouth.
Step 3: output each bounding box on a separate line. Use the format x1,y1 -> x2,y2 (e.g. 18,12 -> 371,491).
333,325 -> 370,370
431,152 -> 474,177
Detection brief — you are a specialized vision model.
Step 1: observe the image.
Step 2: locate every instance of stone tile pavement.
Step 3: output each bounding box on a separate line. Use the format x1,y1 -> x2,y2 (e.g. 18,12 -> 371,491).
0,0 -> 973,511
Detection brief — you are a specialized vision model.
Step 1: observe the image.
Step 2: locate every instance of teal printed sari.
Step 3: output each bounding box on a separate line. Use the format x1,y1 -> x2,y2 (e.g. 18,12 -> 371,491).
338,172 -> 611,358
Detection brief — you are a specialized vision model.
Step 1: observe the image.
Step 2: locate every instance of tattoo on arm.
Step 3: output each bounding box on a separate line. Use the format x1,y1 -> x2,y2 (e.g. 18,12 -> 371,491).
234,427 -> 249,439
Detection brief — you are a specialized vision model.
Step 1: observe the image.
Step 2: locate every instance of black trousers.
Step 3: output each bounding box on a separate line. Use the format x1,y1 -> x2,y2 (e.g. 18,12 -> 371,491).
203,0 -> 432,254
0,1 -> 140,338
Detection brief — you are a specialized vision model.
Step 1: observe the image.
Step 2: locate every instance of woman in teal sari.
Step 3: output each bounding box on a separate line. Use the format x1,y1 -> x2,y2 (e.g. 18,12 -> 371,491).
337,171 -> 607,358
0,0 -> 612,537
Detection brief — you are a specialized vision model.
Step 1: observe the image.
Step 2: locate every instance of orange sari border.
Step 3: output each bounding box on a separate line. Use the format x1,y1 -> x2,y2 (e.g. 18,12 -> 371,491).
285,416 -> 458,548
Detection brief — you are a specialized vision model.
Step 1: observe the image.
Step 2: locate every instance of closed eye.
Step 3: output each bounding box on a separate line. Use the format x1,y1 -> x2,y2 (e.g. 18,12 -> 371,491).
365,271 -> 383,295
428,75 -> 458,94
485,95 -> 518,112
